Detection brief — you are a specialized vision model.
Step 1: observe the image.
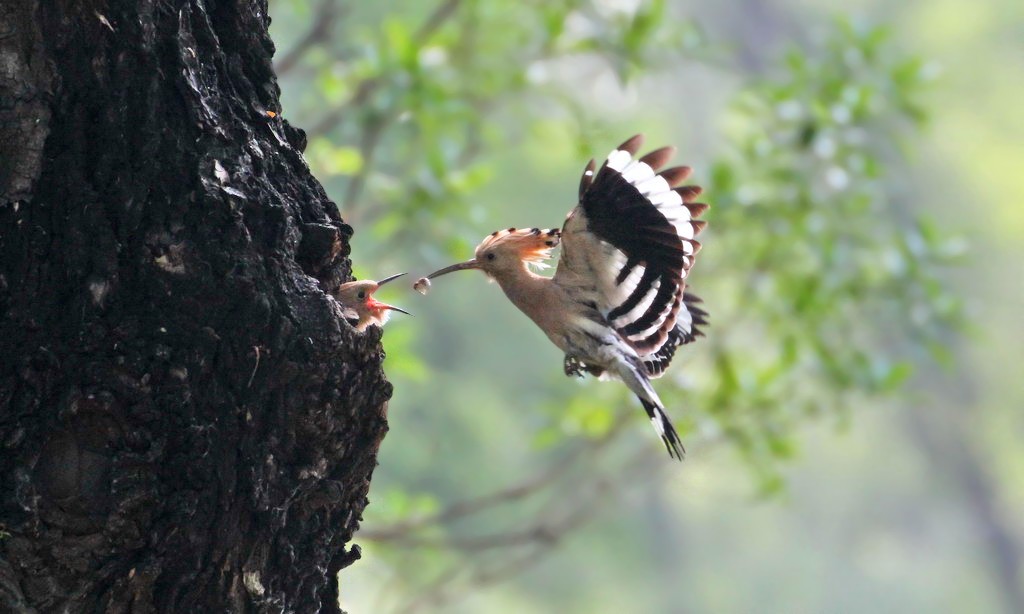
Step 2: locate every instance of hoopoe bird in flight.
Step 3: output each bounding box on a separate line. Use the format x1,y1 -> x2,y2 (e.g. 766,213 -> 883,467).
334,273 -> 411,332
415,135 -> 708,459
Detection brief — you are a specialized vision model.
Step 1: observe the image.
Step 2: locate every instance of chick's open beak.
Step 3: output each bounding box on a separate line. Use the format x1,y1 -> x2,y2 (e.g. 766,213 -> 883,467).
368,298 -> 411,316
375,272 -> 407,286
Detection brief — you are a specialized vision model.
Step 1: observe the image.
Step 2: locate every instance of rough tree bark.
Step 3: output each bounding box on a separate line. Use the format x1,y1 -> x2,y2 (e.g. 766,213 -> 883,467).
0,1 -> 390,612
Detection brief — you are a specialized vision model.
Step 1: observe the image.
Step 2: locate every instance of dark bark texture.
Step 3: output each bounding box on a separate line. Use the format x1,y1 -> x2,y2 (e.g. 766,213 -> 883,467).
0,1 -> 389,612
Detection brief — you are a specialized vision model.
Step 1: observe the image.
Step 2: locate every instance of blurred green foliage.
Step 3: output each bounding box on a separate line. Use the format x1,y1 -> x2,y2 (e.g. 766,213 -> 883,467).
263,1 -> 1015,613
701,19 -> 962,489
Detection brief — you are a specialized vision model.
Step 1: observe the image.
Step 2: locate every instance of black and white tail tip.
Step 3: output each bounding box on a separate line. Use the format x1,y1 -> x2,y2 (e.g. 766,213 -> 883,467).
640,399 -> 685,460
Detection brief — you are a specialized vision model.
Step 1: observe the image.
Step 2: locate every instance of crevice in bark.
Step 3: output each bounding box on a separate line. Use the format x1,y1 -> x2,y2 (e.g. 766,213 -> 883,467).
1,1 -> 388,612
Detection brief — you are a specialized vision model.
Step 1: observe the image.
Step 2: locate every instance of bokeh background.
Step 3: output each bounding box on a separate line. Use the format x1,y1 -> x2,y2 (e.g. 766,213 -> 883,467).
268,1 -> 1023,612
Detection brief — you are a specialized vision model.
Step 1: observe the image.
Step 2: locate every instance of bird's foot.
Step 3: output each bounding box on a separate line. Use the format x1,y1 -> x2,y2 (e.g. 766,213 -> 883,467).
564,355 -> 587,378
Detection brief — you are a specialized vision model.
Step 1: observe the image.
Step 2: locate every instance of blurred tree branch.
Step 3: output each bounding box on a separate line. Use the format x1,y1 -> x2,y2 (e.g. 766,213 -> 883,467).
396,447 -> 664,614
275,0 -> 343,76
308,0 -> 463,137
904,404 -> 1024,614
362,414 -> 631,542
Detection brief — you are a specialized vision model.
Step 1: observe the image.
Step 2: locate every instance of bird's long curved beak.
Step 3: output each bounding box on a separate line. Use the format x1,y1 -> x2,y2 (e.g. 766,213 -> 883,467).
423,259 -> 480,279
376,272 -> 407,286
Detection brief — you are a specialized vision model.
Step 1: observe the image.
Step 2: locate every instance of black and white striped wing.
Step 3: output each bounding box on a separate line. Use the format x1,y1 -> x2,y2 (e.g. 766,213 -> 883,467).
642,292 -> 708,378
557,135 -> 709,362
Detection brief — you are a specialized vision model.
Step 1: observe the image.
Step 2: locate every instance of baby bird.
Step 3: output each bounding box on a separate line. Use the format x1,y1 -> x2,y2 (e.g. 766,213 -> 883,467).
334,273 -> 411,331
416,135 -> 709,459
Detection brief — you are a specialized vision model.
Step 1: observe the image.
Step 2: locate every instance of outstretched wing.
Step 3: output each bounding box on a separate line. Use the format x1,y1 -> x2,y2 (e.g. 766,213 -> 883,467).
555,135 -> 708,361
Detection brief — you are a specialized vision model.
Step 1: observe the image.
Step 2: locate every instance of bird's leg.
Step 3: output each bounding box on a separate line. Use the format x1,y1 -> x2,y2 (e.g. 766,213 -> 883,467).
564,355 -> 608,379
564,354 -> 587,378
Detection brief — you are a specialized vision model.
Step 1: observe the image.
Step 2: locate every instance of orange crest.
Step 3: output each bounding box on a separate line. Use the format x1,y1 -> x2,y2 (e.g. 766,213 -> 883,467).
475,227 -> 562,268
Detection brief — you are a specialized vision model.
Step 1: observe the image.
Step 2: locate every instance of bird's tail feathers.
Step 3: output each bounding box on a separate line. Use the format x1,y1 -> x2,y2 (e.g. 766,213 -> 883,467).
639,398 -> 685,461
611,356 -> 686,460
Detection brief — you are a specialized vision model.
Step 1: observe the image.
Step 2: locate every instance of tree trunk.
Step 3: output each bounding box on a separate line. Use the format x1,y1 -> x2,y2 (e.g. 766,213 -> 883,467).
0,1 -> 389,612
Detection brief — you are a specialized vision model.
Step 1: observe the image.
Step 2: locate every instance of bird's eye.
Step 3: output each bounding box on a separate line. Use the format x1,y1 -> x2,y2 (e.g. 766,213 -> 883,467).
357,291 -> 366,299
486,253 -> 496,261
